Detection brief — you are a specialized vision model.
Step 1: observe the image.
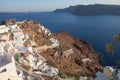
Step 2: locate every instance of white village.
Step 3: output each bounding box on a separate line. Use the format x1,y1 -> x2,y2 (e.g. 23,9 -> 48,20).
0,20 -> 59,80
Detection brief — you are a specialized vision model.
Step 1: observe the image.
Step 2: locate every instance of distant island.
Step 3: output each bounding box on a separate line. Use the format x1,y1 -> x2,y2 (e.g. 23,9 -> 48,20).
54,4 -> 120,15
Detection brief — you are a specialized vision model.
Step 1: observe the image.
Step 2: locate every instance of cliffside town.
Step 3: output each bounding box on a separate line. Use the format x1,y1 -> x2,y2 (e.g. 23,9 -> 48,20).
0,19 -> 105,80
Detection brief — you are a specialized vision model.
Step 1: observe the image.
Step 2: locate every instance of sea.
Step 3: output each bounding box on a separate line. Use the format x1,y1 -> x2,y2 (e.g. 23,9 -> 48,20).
0,12 -> 120,66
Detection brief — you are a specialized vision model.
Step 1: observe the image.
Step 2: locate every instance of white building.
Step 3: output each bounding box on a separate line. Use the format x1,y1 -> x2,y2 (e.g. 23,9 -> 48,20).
0,53 -> 23,80
0,25 -> 9,34
95,66 -> 116,80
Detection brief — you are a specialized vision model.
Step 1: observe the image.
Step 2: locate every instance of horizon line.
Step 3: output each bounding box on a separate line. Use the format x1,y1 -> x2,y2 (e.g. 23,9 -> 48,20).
1,3 -> 120,13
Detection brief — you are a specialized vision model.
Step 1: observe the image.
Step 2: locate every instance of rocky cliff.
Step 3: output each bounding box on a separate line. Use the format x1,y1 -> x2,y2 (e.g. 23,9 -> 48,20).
2,19 -> 103,79
54,4 -> 120,15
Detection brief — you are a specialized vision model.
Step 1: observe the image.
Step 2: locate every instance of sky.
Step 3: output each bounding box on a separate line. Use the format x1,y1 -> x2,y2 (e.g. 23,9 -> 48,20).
0,0 -> 120,12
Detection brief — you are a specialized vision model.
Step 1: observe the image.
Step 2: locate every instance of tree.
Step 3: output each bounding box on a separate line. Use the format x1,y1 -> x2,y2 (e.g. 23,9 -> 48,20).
105,33 -> 120,54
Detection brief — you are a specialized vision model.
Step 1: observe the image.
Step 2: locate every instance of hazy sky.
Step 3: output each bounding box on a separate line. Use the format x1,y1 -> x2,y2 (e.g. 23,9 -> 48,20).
0,0 -> 120,12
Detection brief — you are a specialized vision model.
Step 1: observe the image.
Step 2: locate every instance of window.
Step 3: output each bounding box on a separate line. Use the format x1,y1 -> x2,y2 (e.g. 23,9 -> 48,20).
0,68 -> 6,73
8,78 -> 10,80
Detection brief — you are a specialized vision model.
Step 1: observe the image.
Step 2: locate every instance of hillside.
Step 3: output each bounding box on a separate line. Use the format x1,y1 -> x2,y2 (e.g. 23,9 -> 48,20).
54,4 -> 120,15
0,19 -> 103,79
17,20 -> 103,78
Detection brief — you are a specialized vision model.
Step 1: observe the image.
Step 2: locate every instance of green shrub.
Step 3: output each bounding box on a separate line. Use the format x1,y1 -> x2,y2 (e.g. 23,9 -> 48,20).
14,53 -> 19,62
67,73 -> 81,80
47,61 -> 57,67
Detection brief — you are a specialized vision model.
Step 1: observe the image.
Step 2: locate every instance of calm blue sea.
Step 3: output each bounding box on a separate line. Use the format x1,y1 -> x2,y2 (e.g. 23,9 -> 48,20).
0,12 -> 120,66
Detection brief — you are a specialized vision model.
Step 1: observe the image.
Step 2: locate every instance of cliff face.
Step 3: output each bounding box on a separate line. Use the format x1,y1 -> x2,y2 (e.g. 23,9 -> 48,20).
16,20 -> 103,78
55,32 -> 103,76
54,4 -> 120,15
54,5 -> 78,13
